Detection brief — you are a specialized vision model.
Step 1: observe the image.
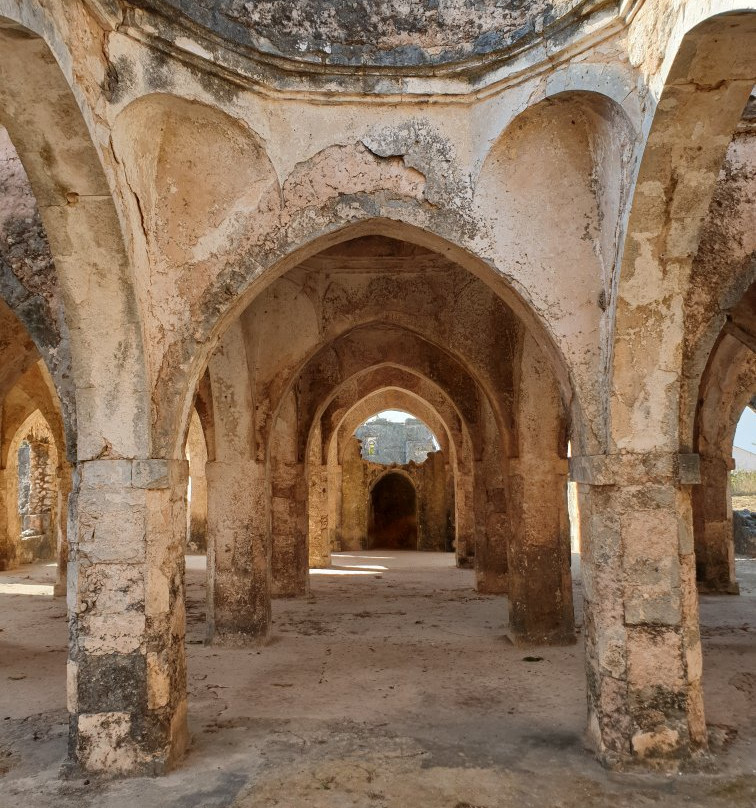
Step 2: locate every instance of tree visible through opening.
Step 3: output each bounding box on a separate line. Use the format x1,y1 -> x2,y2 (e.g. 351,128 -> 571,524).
368,473 -> 418,550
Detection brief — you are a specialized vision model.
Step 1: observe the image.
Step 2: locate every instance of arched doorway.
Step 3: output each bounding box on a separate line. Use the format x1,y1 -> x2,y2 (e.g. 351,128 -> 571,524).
368,472 -> 418,550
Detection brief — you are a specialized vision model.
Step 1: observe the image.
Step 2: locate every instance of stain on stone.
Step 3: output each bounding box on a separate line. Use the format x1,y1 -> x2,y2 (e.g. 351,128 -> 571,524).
76,652 -> 148,714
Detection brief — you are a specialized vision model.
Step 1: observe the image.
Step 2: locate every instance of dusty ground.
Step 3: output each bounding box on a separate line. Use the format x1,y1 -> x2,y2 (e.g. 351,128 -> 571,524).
0,551 -> 755,807
731,495 -> 756,511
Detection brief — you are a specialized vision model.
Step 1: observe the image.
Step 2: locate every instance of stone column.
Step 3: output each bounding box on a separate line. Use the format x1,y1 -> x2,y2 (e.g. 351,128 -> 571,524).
507,455 -> 573,644
340,442 -> 368,550
692,453 -> 739,594
454,470 -> 475,568
327,464 -> 342,555
54,461 -> 73,597
474,459 -> 509,593
308,462 -> 331,568
417,451 -> 448,551
505,332 -> 573,643
206,459 -> 271,642
572,452 -> 706,765
271,460 -> 308,597
0,467 -> 9,571
66,458 -> 188,775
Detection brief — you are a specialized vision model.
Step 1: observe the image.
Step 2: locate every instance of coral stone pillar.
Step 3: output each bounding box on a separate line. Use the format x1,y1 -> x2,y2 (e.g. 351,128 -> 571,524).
271,460 -> 308,597
507,456 -> 574,644
454,470 -> 476,569
308,462 -> 331,568
206,459 -> 271,642
54,461 -> 73,597
66,458 -> 188,775
474,459 -> 509,593
692,453 -> 739,594
572,452 -> 707,765
328,464 -> 343,554
506,332 -> 574,644
0,467 -> 9,571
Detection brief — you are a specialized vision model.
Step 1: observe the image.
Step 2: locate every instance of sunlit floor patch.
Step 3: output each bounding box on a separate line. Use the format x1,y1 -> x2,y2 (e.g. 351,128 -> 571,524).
335,554 -> 395,561
309,568 -> 383,576
0,582 -> 54,596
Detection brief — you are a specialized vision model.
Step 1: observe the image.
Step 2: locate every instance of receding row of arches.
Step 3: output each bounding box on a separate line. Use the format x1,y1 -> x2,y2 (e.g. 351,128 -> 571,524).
0,1 -> 753,781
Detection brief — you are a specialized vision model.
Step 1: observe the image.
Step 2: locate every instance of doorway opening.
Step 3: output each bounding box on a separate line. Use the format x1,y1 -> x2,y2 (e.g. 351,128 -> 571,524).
368,472 -> 418,550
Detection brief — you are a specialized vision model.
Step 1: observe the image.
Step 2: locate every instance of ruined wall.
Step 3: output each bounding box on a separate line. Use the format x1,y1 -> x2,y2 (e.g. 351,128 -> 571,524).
1,361 -> 66,572
16,431 -> 56,563
0,0 -> 753,776
340,438 -> 452,553
355,417 -> 437,465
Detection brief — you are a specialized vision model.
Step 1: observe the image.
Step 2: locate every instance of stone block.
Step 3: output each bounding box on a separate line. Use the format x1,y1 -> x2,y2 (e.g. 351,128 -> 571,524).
624,588 -> 682,626
631,727 -> 680,759
146,651 -> 171,710
132,459 -> 170,489
78,612 -> 146,654
621,509 -> 678,562
75,712 -> 138,774
76,650 -> 147,714
595,624 -> 627,679
685,635 -> 703,682
80,562 -> 144,614
145,565 -> 171,617
677,454 -> 701,485
75,489 -> 147,563
733,509 -> 756,556
626,627 -> 684,691
78,459 -> 133,489
67,660 -> 79,714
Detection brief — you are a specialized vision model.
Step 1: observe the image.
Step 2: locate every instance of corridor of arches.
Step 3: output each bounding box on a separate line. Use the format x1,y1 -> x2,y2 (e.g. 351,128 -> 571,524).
0,2 -> 756,804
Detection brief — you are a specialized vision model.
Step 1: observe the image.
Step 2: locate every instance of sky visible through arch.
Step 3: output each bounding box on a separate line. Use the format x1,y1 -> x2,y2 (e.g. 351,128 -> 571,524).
734,407 -> 756,453
367,410 -> 413,423
362,410 -> 441,451
367,409 -> 756,454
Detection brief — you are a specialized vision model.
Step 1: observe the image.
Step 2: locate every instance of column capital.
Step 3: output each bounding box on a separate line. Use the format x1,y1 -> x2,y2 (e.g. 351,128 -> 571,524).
569,452 -> 700,487
75,458 -> 188,490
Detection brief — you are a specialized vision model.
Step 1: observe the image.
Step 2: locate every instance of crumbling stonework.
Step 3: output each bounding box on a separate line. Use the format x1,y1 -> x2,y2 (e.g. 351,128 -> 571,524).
16,431 -> 55,563
340,437 -> 453,553
733,509 -> 756,556
355,417 -> 438,466
0,0 -> 754,782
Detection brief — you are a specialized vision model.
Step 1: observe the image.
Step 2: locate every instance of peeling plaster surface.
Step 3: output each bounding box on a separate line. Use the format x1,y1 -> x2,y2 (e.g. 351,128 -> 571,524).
131,0 -> 569,68
0,0 -> 755,786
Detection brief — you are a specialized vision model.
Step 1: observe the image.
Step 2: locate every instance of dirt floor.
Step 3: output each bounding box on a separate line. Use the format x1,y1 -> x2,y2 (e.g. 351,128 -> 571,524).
731,495 -> 756,511
0,551 -> 755,808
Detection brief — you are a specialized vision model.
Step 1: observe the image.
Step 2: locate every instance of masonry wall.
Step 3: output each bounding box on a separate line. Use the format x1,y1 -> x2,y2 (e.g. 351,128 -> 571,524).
0,0 -> 753,777
340,440 -> 453,553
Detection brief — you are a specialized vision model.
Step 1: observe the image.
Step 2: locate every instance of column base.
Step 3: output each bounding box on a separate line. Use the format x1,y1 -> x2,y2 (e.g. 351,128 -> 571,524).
456,554 -> 474,569
697,580 -> 740,595
63,701 -> 189,778
206,630 -> 272,648
507,625 -> 577,647
476,570 -> 508,594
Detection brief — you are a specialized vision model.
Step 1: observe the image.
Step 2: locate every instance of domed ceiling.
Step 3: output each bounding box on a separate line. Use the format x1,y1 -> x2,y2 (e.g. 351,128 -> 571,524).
135,0 -> 581,69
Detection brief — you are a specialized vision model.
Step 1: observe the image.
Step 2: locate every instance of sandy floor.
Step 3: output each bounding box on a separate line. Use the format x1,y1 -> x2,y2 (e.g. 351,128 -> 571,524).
731,495 -> 756,511
0,551 -> 755,807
